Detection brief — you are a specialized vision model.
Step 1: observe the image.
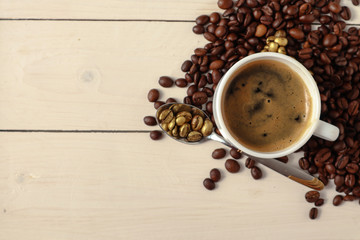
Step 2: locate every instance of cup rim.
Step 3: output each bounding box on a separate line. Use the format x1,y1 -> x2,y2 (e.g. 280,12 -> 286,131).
213,52 -> 321,159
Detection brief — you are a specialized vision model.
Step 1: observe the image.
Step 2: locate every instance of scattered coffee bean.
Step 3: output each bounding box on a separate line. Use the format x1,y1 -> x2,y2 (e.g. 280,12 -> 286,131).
144,116 -> 157,126
251,166 -> 262,180
210,168 -> 221,182
305,191 -> 320,203
333,195 -> 343,206
203,178 -> 215,190
245,158 -> 255,169
230,148 -> 242,159
352,0 -> 360,6
309,208 -> 318,220
175,78 -> 188,88
159,76 -> 174,88
154,101 -> 165,110
150,130 -> 162,140
225,159 -> 241,173
329,2 -> 342,14
148,89 -> 160,102
315,198 -> 324,207
212,148 -> 226,159
217,0 -> 233,10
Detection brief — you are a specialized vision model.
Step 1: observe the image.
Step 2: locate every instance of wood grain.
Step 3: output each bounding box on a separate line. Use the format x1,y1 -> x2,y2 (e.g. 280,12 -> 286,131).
0,21 -> 206,130
0,0 -> 358,23
0,133 -> 359,240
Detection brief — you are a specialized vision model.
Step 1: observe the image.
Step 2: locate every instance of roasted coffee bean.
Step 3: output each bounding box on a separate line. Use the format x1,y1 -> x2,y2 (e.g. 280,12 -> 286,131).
187,85 -> 198,97
329,2 -> 342,14
345,174 -> 356,187
251,166 -> 262,180
315,198 -> 324,207
204,32 -> 217,42
334,175 -> 345,187
144,116 -> 157,126
289,28 -> 305,40
352,0 -> 360,6
181,60 -> 192,72
217,0 -> 233,9
196,15 -> 209,25
193,25 -> 205,34
346,163 -> 359,174
203,178 -> 215,190
192,91 -> 208,105
299,157 -> 310,170
323,34 -> 337,47
340,7 -> 351,21
333,195 -> 343,206
175,78 -> 188,88
150,130 -> 162,140
307,32 -> 319,45
246,0 -> 258,8
275,156 -> 288,163
212,148 -> 226,159
159,76 -> 174,88
148,89 -> 160,102
210,12 -> 220,23
230,148 -> 242,159
209,60 -> 225,70
335,155 -> 349,169
166,98 -> 176,104
225,159 -> 241,173
314,148 -> 331,163
353,186 -> 360,197
299,14 -> 316,24
210,168 -> 221,182
309,208 -> 318,220
255,24 -> 267,37
348,100 -> 359,116
335,56 -> 347,66
305,191 -> 320,203
344,195 -> 356,201
245,158 -> 255,169
299,3 -> 312,16
260,15 -> 273,25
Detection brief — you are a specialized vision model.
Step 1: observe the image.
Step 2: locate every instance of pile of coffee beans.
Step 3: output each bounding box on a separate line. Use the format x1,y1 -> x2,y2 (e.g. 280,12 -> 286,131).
145,0 -> 360,219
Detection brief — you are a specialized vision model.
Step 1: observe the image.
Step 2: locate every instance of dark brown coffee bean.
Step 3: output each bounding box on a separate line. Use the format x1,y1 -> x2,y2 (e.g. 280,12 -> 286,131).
212,148 -> 226,159
348,88 -> 360,100
335,56 -> 347,66
353,186 -> 360,197
328,2 -> 341,14
289,28 -> 305,40
307,31 -> 319,45
225,159 -> 241,173
210,168 -> 221,182
334,175 -> 345,187
260,15 -> 273,25
309,208 -> 318,220
346,163 -> 359,174
244,158 -> 255,169
148,89 -> 160,102
299,157 -> 310,170
275,156 -> 288,163
320,53 -> 331,65
315,198 -> 324,207
217,0 -> 233,9
314,148 -> 331,163
325,164 -> 336,174
183,96 -> 192,105
215,26 -> 227,38
230,148 -> 242,159
144,116 -> 157,126
298,48 -> 312,59
154,101 -> 165,110
299,14 -> 316,24
340,7 -> 351,21
193,25 -> 205,34
165,98 -> 176,104
337,97 -> 348,110
181,60 -> 192,72
246,0 -> 257,8
305,191 -> 320,203
159,76 -> 174,88
333,195 -> 343,206
187,85 -> 198,97
196,15 -> 209,25
348,100 -> 359,116
335,155 -> 349,169
203,178 -> 215,190
212,70 -> 222,84
345,174 -> 356,187
308,165 -> 318,175
150,130 -> 162,140
323,34 -> 337,47
352,0 -> 360,6
344,195 -> 356,201
251,166 -> 262,180
209,60 -> 225,70
175,78 -> 188,88
204,32 -> 217,43
210,12 -> 221,23
299,3 -> 312,16
192,91 -> 208,105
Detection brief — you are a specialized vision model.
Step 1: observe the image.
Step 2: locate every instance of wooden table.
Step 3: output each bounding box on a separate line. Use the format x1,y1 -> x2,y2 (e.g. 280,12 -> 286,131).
1,1 -> 360,239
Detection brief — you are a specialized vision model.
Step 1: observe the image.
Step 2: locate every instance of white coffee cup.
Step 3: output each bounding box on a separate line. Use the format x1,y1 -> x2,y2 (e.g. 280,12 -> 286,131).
213,52 -> 339,159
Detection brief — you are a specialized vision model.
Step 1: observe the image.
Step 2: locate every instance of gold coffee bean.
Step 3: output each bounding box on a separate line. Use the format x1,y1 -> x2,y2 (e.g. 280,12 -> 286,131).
274,37 -> 288,47
201,119 -> 214,137
170,104 -> 191,114
161,122 -> 169,131
167,130 -> 172,136
191,108 -> 205,118
179,123 -> 191,138
261,49 -> 268,52
266,36 -> 275,44
187,131 -> 203,142
176,116 -> 186,126
278,46 -> 286,54
264,45 -> 269,50
268,42 -> 279,52
177,111 -> 192,122
172,126 -> 179,137
168,118 -> 176,131
274,30 -> 286,38
191,115 -> 204,131
159,109 -> 174,124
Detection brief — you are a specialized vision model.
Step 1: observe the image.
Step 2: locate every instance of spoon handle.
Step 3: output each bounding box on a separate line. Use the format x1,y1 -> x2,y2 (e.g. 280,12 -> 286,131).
208,133 -> 324,190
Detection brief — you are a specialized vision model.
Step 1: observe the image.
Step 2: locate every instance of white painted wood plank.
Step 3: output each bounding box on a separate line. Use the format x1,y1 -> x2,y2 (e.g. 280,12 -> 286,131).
0,21 -> 206,130
0,132 -> 359,240
0,0 -> 359,23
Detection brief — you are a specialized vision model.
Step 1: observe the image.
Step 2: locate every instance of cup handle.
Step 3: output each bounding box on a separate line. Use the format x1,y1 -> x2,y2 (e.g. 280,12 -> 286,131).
313,120 -> 339,141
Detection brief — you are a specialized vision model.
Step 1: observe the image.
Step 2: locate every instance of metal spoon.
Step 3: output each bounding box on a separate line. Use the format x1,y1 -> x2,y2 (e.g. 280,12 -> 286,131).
156,103 -> 324,190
